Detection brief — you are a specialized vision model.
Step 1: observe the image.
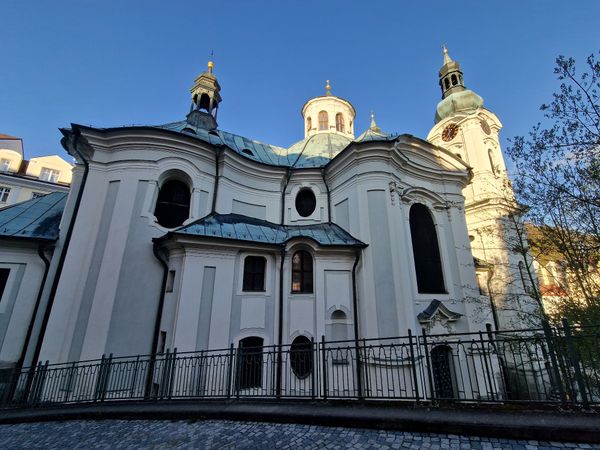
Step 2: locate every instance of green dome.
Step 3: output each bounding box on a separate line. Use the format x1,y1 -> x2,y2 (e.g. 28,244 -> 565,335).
435,89 -> 484,123
287,132 -> 352,159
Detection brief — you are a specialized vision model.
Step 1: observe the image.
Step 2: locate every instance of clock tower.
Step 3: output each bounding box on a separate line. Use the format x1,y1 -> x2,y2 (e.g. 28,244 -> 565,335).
427,47 -> 539,330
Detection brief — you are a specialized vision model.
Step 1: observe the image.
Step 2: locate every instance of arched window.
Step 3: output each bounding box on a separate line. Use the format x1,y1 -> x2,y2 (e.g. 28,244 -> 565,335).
431,345 -> 455,399
154,180 -> 191,229
237,336 -> 263,390
318,111 -> 328,131
199,93 -> 211,111
330,309 -> 348,341
451,74 -> 458,86
306,117 -> 312,132
409,204 -> 445,293
243,256 -> 266,292
488,149 -> 497,176
444,78 -> 450,90
335,113 -> 345,132
290,336 -> 313,379
291,250 -> 313,293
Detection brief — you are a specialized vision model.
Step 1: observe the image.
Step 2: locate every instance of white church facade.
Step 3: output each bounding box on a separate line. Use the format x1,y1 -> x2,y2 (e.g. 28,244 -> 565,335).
0,50 -> 536,384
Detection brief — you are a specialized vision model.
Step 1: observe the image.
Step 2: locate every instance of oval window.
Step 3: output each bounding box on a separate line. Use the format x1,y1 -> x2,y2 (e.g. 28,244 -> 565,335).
295,188 -> 316,217
290,336 -> 313,379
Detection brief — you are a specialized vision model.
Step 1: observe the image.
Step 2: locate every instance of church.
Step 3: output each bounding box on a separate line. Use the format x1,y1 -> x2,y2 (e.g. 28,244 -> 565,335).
0,48 -> 535,376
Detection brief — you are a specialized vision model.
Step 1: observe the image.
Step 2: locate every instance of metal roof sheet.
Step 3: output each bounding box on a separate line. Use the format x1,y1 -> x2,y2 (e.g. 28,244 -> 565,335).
0,192 -> 67,241
169,213 -> 366,248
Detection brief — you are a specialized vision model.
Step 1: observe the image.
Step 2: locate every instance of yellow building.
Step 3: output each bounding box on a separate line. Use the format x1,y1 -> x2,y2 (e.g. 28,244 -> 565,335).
0,134 -> 73,206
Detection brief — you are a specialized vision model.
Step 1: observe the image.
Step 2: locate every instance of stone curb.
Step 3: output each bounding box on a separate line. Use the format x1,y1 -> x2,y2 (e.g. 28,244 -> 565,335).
0,400 -> 598,443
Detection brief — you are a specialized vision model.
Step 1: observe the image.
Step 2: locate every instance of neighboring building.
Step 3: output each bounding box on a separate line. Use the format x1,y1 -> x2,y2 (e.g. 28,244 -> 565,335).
0,50 -> 539,396
0,134 -> 73,206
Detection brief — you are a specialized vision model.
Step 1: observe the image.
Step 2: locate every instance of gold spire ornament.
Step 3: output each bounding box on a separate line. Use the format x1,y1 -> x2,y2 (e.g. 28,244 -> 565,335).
325,80 -> 331,96
207,50 -> 215,74
370,111 -> 381,132
443,45 -> 452,65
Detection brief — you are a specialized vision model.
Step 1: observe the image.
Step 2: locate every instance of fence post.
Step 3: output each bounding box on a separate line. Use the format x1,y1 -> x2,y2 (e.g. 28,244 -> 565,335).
562,319 -> 590,409
167,348 -> 177,399
478,331 -> 495,401
226,343 -> 234,399
321,335 -> 328,400
541,320 -> 567,407
94,355 -> 106,402
159,349 -> 170,399
408,329 -> 420,403
63,361 -> 77,403
311,337 -> 316,400
354,336 -> 363,400
130,355 -> 141,399
421,328 -> 434,401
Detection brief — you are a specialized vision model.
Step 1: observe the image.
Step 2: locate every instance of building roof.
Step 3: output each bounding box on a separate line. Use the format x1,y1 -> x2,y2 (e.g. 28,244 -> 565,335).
0,133 -> 21,140
0,192 -> 67,241
163,213 -> 367,248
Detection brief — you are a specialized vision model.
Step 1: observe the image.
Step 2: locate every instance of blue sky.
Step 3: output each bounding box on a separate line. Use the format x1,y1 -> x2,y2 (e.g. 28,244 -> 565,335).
2,1 -> 598,173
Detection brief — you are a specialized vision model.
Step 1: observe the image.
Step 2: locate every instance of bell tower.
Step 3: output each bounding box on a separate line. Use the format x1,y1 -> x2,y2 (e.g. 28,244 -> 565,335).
427,47 -> 539,330
186,59 -> 222,131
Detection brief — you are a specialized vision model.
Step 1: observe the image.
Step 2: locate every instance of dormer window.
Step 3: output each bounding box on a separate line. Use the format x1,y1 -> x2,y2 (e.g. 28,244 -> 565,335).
39,167 -> 60,183
335,113 -> 345,132
318,111 -> 328,131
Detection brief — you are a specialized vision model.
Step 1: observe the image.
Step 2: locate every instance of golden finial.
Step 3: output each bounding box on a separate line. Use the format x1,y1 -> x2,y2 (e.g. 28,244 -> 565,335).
207,50 -> 214,74
325,79 -> 331,96
443,44 -> 452,65
370,111 -> 381,132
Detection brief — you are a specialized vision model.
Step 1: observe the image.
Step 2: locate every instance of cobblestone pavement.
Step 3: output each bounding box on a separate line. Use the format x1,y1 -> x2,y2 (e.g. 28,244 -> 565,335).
0,420 -> 598,449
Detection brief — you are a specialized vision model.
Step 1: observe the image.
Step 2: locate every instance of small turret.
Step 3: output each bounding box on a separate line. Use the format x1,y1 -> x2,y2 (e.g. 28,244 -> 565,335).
186,59 -> 222,130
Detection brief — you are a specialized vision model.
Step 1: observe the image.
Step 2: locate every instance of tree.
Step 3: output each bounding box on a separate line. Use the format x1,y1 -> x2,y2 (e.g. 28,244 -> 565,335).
507,51 -> 600,326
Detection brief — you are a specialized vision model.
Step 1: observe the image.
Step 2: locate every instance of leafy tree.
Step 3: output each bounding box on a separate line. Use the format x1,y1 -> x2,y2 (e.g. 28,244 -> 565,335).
507,51 -> 600,326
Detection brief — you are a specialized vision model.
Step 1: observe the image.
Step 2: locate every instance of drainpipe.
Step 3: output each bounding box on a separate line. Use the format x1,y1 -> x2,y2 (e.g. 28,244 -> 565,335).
351,249 -> 363,399
211,147 -> 223,214
280,169 -> 291,225
8,244 -> 51,402
275,246 -> 286,397
145,240 -> 169,399
486,266 -> 500,331
30,132 -> 90,369
320,168 -> 331,223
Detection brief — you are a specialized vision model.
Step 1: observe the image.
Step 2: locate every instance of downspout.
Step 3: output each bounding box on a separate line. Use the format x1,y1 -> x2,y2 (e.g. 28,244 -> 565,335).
8,244 -> 51,402
320,167 -> 332,223
211,147 -> 224,214
351,248 -> 363,399
30,132 -> 90,368
486,266 -> 500,331
280,169 -> 291,225
145,240 -> 169,399
275,245 -> 286,397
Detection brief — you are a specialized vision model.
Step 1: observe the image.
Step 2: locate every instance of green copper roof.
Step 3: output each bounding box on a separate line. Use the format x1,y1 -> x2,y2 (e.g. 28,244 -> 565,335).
163,213 -> 366,248
435,89 -> 484,123
0,192 -> 67,241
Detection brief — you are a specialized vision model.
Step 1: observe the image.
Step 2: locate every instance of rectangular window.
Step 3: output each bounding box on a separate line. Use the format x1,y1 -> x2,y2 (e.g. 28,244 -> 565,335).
0,269 -> 10,303
243,256 -> 266,292
39,167 -> 60,183
0,187 -> 11,203
166,270 -> 175,293
0,159 -> 11,172
31,192 -> 46,200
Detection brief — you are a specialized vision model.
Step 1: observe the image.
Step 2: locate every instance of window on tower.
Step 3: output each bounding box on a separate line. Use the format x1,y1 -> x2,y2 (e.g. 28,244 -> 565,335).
306,117 -> 312,132
444,78 -> 450,90
318,111 -> 328,130
199,93 -> 211,111
451,74 -> 458,86
335,113 -> 345,132
409,203 -> 445,294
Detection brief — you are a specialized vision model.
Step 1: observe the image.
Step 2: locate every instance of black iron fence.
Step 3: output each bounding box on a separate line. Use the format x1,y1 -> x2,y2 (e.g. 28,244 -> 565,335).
1,320 -> 598,409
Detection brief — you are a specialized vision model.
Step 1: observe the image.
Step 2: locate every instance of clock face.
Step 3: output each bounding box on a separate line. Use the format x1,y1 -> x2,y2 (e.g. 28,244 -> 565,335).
442,123 -> 459,142
480,120 -> 491,135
